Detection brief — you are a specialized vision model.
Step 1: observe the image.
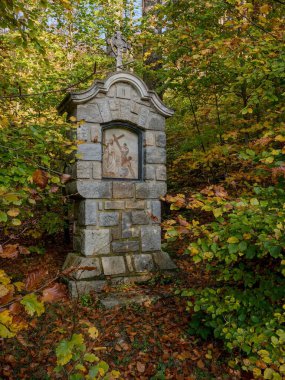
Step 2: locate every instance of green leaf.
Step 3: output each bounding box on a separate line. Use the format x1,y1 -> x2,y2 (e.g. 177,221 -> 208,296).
56,339 -> 74,366
227,237 -> 239,244
84,353 -> 99,363
0,211 -> 7,223
21,294 -> 45,316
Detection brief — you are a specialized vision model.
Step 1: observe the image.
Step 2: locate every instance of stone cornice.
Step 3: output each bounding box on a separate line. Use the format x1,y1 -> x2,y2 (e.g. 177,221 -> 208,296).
58,71 -> 174,118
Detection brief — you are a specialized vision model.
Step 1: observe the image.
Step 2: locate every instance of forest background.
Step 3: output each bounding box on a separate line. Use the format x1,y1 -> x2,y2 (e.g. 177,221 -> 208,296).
0,0 -> 284,379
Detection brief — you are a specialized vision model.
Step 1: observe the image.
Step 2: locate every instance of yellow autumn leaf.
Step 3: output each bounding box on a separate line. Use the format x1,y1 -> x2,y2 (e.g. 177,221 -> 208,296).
7,208 -> 20,217
12,219 -> 21,226
88,326 -> 99,339
14,282 -> 25,291
0,284 -> 9,298
0,270 -> 11,285
227,237 -> 239,244
260,4 -> 270,14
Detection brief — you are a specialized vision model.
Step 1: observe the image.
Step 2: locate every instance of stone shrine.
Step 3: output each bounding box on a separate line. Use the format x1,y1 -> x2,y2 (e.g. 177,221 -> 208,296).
58,71 -> 176,296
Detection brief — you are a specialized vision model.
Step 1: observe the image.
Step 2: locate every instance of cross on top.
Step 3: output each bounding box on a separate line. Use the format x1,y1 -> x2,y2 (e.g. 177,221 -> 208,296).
109,31 -> 131,71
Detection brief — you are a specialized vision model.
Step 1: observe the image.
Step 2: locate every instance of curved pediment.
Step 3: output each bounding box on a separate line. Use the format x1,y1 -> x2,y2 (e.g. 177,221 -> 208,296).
58,71 -> 174,118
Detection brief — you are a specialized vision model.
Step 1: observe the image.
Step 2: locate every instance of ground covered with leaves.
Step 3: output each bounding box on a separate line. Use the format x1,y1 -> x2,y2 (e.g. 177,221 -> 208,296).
0,242 -> 248,380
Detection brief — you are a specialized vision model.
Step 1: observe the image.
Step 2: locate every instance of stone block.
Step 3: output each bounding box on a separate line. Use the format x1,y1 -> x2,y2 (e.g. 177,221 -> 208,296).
132,211 -> 150,225
97,100 -> 112,122
102,256 -> 126,275
77,103 -> 103,123
125,200 -> 145,209
74,161 -> 91,179
116,84 -> 131,99
113,182 -> 134,198
146,200 -> 161,223
145,147 -> 166,164
77,143 -> 101,161
141,225 -> 161,252
152,251 -> 177,270
122,213 -> 140,238
81,229 -> 110,255
93,162 -> 101,179
112,241 -> 140,253
156,132 -> 166,147
144,165 -> 155,180
138,107 -> 150,128
98,212 -> 119,227
63,253 -> 102,279
133,254 -> 154,272
156,165 -> 167,181
130,101 -> 141,115
69,280 -> 107,298
109,98 -> 120,111
148,115 -> 165,131
104,201 -> 125,210
77,124 -> 89,141
136,182 -> 167,199
119,99 -> 131,120
144,131 -> 155,146
78,200 -> 98,226
77,181 -> 112,198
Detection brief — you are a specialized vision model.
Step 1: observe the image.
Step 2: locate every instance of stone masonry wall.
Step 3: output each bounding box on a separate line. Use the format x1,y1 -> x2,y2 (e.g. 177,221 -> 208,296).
63,78 -> 176,296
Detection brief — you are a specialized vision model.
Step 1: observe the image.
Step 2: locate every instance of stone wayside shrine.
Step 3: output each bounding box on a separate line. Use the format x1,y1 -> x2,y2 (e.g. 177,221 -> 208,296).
58,68 -> 176,297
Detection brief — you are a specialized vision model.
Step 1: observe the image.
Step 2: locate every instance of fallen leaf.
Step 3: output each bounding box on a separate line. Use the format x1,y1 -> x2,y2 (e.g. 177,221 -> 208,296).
137,362 -> 145,373
41,283 -> 67,303
19,246 -> 30,255
25,268 -> 48,291
0,244 -> 19,259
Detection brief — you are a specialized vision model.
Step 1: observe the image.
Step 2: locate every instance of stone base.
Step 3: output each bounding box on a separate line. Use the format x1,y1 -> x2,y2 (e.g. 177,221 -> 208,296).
63,250 -> 177,298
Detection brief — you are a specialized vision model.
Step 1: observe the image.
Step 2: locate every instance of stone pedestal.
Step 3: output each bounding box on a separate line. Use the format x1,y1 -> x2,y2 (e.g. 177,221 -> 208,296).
58,71 -> 176,297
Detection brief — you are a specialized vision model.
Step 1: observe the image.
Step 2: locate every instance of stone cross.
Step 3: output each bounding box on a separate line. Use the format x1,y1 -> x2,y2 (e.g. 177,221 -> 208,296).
109,31 -> 130,71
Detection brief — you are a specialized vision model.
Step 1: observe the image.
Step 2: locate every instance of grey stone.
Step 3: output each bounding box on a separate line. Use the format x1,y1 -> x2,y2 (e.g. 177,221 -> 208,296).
136,182 -> 167,199
145,147 -> 166,164
77,143 -> 101,161
77,181 -> 112,198
63,253 -> 101,279
156,165 -> 167,181
97,100 -> 112,122
100,292 -> 159,308
102,256 -> 126,275
113,182 -> 134,198
133,254 -> 154,272
107,84 -> 116,98
109,98 -> 120,111
77,103 -> 103,123
116,84 -> 131,99
112,241 -> 139,253
104,201 -> 125,210
131,211 -> 150,225
146,200 -> 161,223
78,200 -> 98,226
130,101 -> 140,114
125,200 -> 145,209
126,255 -> 134,272
144,131 -> 155,146
148,115 -> 165,131
122,212 -> 140,238
77,124 -> 89,141
152,251 -> 177,270
119,99 -> 131,121
81,229 -> 110,255
138,107 -> 150,128
156,132 -> 166,147
69,280 -> 107,298
93,162 -> 101,179
141,225 -> 161,252
75,161 -> 91,179
144,165 -> 155,180
98,212 -> 119,227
